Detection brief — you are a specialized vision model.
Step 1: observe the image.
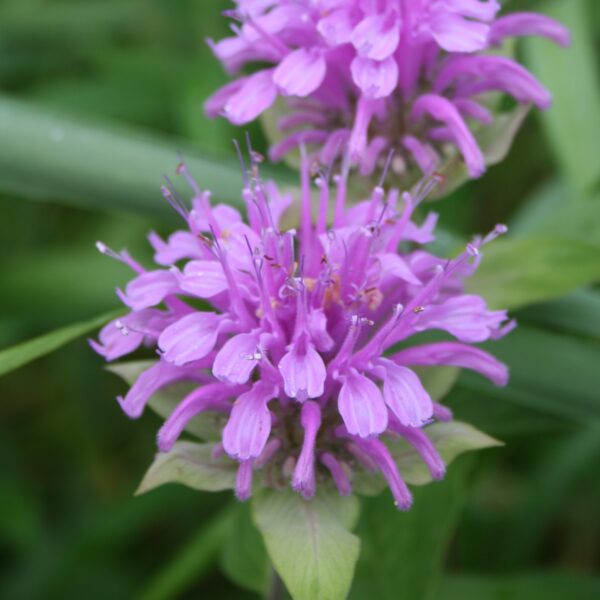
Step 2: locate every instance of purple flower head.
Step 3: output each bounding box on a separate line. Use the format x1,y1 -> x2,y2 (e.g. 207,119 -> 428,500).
206,1 -> 569,181
93,154 -> 513,508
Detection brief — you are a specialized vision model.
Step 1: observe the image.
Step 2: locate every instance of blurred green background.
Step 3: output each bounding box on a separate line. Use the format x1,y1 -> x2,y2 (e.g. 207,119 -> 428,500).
0,0 -> 599,598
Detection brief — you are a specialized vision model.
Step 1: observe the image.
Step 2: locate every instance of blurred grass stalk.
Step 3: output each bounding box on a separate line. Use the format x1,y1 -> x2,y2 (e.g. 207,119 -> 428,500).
0,94 -> 291,219
139,508 -> 233,600
524,0 -> 600,196
0,309 -> 121,378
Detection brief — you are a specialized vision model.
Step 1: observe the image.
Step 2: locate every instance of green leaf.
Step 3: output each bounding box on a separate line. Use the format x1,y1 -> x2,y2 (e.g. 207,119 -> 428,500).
497,425 -> 600,568
1,213 -> 154,320
433,104 -> 530,199
0,309 -> 120,378
509,178 -> 567,236
351,461 -> 468,600
437,573 -> 600,600
466,236 -> 600,309
107,360 -> 224,440
461,325 -> 600,423
0,94 -> 291,217
447,385 -> 568,439
219,502 -> 270,596
353,421 -> 500,496
393,421 -> 501,486
518,289 -> 600,340
510,179 -> 600,240
136,442 -> 237,495
524,0 -> 600,193
350,470 -> 388,498
252,488 -> 360,600
412,366 -> 459,402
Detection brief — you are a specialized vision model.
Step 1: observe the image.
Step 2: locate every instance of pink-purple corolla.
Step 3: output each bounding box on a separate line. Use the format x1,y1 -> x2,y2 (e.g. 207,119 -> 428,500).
92,156 -> 513,507
206,1 -> 569,180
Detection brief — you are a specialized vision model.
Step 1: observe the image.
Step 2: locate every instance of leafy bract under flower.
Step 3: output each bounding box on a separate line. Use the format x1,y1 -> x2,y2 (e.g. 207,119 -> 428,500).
93,157 -> 512,508
206,1 -> 569,182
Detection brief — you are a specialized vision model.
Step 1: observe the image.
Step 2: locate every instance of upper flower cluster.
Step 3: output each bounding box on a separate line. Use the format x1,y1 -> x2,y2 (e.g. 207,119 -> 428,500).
206,1 -> 569,180
92,154 -> 513,507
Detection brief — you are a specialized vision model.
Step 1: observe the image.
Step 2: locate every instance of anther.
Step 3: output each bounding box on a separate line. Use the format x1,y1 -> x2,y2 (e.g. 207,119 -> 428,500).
96,241 -> 111,255
96,241 -> 123,262
160,183 -> 189,221
351,315 -> 374,327
466,243 -> 479,257
482,223 -> 509,246
222,9 -> 241,20
115,320 -> 130,336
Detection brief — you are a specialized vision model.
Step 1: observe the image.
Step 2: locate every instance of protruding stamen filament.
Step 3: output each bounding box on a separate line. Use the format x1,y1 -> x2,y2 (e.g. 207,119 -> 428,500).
96,241 -> 144,274
320,453 -> 352,496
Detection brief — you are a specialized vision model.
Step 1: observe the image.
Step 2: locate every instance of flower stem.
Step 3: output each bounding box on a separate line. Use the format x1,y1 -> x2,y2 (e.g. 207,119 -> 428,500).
267,568 -> 286,600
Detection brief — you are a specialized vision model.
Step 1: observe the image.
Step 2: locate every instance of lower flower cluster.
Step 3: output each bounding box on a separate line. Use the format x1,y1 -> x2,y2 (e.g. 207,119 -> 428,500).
93,157 -> 512,508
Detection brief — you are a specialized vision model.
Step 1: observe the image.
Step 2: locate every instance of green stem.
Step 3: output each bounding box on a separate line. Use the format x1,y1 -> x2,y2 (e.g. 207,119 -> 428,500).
267,568 -> 286,600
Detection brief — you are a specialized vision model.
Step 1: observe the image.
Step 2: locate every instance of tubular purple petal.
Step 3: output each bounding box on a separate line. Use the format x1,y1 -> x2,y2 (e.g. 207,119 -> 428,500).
392,342 -> 509,387
118,360 -> 197,419
376,359 -> 434,428
222,382 -> 276,460
157,383 -> 238,452
119,270 -> 180,311
273,48 -> 327,97
223,69 -> 278,125
390,419 -> 446,480
412,94 -> 485,178
279,339 -> 327,401
351,436 -> 413,510
213,332 -> 262,384
490,12 -> 571,47
351,12 -> 400,61
321,453 -> 352,496
158,313 -> 223,366
292,401 -> 322,497
235,460 -> 254,501
338,369 -> 388,438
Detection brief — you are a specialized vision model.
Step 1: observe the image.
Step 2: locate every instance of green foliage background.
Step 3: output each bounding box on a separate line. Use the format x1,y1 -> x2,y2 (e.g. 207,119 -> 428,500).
0,0 -> 599,598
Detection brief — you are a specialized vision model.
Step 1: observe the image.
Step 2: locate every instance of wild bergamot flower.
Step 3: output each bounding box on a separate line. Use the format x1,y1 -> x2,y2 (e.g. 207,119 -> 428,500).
206,1 -> 569,180
93,154 -> 513,507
